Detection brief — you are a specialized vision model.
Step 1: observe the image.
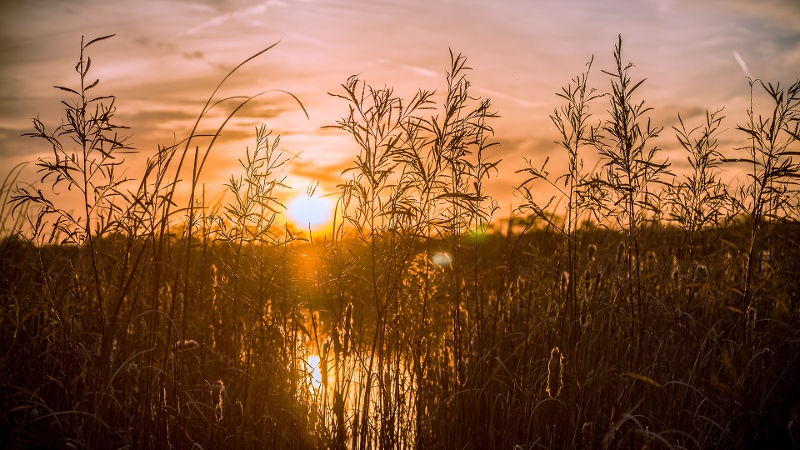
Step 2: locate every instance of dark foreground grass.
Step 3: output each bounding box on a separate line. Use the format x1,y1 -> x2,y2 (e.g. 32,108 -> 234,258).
1,35 -> 799,450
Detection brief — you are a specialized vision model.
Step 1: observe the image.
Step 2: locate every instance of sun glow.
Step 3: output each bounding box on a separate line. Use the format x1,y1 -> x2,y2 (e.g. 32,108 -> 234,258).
286,194 -> 335,230
307,354 -> 323,390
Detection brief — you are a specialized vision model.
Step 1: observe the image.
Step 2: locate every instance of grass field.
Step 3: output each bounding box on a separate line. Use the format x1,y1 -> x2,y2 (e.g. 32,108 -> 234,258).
1,35 -> 799,449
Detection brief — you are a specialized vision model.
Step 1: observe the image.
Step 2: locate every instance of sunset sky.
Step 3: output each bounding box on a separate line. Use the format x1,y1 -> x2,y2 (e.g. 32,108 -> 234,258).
1,0 -> 799,222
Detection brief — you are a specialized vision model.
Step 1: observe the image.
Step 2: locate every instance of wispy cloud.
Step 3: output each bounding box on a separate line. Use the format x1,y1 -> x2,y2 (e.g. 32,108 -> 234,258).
183,0 -> 286,35
474,86 -> 545,109
392,62 -> 439,79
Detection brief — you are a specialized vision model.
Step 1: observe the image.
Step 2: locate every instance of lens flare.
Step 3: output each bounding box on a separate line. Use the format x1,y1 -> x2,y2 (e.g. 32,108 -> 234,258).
431,252 -> 452,267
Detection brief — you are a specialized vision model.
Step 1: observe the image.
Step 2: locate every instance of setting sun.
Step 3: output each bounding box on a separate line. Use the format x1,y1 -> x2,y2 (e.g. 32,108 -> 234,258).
286,194 -> 335,230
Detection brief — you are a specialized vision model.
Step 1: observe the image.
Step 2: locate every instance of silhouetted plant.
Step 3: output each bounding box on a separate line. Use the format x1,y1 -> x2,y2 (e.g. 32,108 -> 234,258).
726,78 -> 800,321
594,35 -> 671,234
0,163 -> 28,238
517,56 -> 601,323
666,108 -> 729,238
9,35 -> 134,392
330,70 -> 433,450
12,35 -> 132,245
591,36 -> 672,347
665,108 -> 729,307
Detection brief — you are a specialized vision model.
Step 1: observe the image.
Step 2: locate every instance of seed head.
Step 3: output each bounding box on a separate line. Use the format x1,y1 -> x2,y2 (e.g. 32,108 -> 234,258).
645,251 -> 658,272
695,264 -> 709,283
581,422 -> 593,449
344,302 -> 353,355
579,297 -> 592,330
547,346 -> 564,398
344,302 -> 353,330
332,326 -> 342,356
723,250 -> 737,282
747,307 -> 757,333
320,353 -> 328,388
175,339 -> 198,351
215,379 -> 226,422
670,256 -> 682,286
583,270 -> 593,293
759,249 -> 772,276
762,347 -> 773,369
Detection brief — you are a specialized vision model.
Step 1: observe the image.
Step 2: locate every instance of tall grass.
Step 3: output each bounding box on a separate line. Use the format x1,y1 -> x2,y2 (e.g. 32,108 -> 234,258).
2,34 -> 799,450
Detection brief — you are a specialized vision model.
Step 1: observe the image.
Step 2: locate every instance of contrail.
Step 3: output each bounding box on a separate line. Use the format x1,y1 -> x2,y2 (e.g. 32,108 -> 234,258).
733,51 -> 753,79
183,1 -> 278,35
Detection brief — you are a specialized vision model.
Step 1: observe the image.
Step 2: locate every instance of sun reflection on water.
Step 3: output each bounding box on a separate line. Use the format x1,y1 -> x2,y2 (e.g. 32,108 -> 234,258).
306,354 -> 323,391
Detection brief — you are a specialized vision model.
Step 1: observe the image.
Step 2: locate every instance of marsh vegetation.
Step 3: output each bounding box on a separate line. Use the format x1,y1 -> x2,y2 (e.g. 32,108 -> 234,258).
2,35 -> 800,449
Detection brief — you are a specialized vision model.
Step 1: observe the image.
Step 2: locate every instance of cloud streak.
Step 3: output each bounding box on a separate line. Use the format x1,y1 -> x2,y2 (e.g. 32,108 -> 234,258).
0,0 -> 798,209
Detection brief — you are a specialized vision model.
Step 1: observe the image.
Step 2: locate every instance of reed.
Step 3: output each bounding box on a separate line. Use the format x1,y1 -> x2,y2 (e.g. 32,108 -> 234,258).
1,34 -> 799,450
